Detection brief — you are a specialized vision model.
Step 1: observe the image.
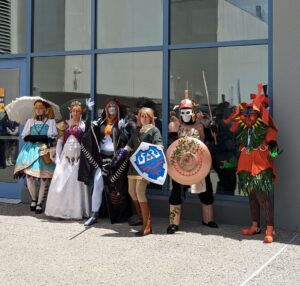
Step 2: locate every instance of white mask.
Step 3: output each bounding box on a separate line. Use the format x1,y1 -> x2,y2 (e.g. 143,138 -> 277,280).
108,106 -> 116,116
180,109 -> 193,123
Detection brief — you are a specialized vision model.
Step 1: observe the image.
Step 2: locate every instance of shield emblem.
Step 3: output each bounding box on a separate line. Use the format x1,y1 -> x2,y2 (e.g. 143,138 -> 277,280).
167,137 -> 212,185
130,142 -> 167,185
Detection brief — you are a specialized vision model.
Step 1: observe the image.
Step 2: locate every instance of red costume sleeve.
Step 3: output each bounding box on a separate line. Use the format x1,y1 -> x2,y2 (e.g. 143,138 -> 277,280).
265,127 -> 277,143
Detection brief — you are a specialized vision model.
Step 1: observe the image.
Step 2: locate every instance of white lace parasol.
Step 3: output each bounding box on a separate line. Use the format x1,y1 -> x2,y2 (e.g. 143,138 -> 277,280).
5,96 -> 62,124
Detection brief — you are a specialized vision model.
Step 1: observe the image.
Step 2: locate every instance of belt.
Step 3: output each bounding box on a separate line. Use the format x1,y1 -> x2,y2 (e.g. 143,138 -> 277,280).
241,144 -> 268,152
101,150 -> 114,157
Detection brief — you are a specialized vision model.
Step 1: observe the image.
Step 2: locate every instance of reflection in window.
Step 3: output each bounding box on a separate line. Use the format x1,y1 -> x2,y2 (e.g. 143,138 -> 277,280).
170,45 -> 268,196
170,0 -> 268,44
97,52 -> 162,124
0,69 -> 20,182
33,0 -> 91,52
32,55 -> 91,120
97,0 -> 163,48
0,0 -> 26,54
170,45 -> 268,106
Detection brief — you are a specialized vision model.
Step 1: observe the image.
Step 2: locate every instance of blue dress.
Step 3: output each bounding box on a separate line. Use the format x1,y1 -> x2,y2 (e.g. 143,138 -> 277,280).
14,118 -> 57,178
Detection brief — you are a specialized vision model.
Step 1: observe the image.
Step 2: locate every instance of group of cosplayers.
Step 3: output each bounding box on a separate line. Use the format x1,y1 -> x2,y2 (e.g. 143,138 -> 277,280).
7,82 -> 280,243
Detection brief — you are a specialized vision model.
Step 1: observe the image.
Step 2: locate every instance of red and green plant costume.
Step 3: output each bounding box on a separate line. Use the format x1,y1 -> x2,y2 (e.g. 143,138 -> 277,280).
224,84 -> 280,243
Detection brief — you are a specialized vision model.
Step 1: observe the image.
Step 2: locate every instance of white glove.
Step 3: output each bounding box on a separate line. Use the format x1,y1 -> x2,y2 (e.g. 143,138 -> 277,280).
85,98 -> 95,111
118,119 -> 126,129
140,142 -> 149,151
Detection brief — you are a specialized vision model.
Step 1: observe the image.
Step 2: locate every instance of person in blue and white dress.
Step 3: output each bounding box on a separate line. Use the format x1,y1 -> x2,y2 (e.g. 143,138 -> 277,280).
14,100 -> 57,214
45,101 -> 90,219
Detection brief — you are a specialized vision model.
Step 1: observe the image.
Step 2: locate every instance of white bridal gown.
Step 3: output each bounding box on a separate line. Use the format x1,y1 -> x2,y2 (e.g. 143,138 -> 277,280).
45,121 -> 90,219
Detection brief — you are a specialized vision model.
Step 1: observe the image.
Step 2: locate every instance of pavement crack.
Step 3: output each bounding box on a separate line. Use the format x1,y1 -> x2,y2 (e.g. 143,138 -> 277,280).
239,232 -> 300,286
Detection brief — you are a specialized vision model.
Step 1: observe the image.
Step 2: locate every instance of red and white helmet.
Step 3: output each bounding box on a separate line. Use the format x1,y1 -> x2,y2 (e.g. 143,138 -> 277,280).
179,90 -> 194,109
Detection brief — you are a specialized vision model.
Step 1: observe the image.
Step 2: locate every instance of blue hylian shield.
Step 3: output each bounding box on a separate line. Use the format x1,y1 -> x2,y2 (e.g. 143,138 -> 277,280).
130,142 -> 167,185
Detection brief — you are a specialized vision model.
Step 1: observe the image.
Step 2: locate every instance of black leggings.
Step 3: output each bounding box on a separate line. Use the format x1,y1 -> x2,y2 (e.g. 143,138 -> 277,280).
169,174 -> 215,206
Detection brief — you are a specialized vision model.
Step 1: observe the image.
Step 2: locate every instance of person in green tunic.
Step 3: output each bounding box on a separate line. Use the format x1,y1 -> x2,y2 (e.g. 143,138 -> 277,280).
126,107 -> 163,236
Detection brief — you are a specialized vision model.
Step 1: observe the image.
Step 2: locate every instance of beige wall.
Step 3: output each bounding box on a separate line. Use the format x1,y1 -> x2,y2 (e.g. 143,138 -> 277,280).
273,0 -> 300,230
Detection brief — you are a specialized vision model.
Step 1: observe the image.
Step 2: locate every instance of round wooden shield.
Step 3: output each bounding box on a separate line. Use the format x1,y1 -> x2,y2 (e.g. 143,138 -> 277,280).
166,137 -> 212,185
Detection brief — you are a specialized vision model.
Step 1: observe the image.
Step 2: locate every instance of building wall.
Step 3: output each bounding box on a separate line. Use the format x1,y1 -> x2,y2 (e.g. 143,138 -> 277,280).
273,0 -> 300,230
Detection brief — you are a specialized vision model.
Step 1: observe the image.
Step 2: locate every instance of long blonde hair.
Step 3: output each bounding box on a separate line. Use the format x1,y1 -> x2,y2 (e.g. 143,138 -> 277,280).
33,100 -> 46,119
137,107 -> 155,127
33,100 -> 55,119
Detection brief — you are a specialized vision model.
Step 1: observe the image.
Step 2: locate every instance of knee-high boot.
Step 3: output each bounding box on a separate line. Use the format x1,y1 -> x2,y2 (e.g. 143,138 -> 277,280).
135,202 -> 152,236
129,200 -> 142,226
167,205 -> 181,234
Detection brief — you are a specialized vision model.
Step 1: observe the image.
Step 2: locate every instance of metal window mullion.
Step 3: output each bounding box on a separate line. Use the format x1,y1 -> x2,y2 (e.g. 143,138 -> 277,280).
162,0 -> 169,195
26,0 -> 33,97
90,53 -> 96,120
30,49 -> 94,58
90,0 -> 96,120
91,0 -> 96,50
0,53 -> 27,59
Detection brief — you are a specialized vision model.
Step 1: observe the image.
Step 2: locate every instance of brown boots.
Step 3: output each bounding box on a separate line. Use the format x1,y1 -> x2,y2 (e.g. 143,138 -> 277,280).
129,200 -> 143,226
135,202 -> 152,236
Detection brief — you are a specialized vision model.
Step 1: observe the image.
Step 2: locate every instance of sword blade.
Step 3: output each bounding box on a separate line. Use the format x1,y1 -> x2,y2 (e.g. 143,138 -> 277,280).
202,71 -> 213,121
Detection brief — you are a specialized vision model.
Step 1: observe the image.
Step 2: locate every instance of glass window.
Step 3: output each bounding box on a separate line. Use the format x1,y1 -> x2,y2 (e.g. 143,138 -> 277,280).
0,0 -> 27,54
32,55 -> 91,120
170,0 -> 268,44
0,68 -> 20,182
33,0 -> 91,52
170,45 -> 268,196
97,52 -> 162,120
97,0 -> 163,48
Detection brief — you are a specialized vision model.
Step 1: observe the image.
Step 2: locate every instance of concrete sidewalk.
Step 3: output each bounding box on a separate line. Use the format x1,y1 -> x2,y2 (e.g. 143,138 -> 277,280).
0,203 -> 299,286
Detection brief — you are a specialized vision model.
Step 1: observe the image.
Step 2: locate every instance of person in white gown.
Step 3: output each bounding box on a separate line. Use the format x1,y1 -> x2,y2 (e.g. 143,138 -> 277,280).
45,101 -> 90,219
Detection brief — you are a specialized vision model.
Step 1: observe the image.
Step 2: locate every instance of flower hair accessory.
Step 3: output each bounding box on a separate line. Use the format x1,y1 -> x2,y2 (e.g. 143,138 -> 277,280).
68,100 -> 83,111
